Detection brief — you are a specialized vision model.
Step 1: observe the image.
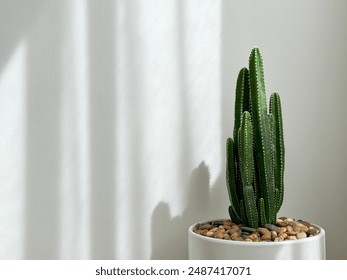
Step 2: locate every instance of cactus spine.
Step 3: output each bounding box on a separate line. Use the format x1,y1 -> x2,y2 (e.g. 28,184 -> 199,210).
226,47 -> 285,227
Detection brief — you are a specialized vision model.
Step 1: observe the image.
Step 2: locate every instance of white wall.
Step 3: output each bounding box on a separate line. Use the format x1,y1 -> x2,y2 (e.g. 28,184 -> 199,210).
0,0 -> 346,259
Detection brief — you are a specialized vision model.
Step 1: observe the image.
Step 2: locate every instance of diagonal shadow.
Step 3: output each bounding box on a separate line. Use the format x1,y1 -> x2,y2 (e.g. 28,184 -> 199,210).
151,162 -> 210,259
25,1 -> 65,259
0,0 -> 46,75
88,0 -> 117,260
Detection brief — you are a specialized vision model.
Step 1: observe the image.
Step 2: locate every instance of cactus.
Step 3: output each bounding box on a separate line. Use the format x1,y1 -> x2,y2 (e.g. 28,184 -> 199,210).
226,47 -> 285,227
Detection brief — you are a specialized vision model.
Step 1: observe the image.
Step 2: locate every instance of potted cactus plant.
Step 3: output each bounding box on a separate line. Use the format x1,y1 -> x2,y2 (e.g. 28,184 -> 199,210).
188,47 -> 326,260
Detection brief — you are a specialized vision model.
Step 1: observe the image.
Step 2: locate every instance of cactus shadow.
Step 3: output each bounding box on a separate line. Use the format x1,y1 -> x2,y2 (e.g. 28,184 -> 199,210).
150,161 -> 210,259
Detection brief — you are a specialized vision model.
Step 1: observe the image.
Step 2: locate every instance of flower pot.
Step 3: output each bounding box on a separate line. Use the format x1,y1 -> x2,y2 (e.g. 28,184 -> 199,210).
188,219 -> 326,260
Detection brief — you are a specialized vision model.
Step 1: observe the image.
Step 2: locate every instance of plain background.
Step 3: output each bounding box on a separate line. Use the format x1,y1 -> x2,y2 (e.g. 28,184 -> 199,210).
0,0 -> 346,259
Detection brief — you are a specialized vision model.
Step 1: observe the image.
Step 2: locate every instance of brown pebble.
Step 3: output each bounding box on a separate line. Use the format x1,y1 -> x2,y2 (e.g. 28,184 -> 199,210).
228,228 -> 238,235
293,226 -> 302,233
217,226 -> 225,233
224,234 -> 230,240
307,228 -> 318,236
279,233 -> 287,239
279,227 -> 287,235
258,227 -> 271,236
302,225 -> 309,231
277,221 -> 288,227
295,221 -> 306,228
286,236 -> 297,241
200,224 -> 213,230
278,236 -> 285,241
297,220 -> 312,227
210,227 -> 218,233
261,234 -> 271,241
296,232 -> 307,239
271,231 -> 277,240
231,232 -> 240,240
200,229 -> 208,235
286,225 -> 293,232
215,231 -> 224,239
288,221 -> 298,227
249,234 -> 259,242
286,231 -> 298,236
206,231 -> 214,237
231,224 -> 240,230
245,238 -> 253,242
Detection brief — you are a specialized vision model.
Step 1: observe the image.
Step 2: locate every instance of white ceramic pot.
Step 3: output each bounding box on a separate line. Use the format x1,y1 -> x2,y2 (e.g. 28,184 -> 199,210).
188,220 -> 326,260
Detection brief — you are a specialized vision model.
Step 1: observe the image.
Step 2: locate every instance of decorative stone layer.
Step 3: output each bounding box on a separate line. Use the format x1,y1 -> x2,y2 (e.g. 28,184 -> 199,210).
193,218 -> 320,242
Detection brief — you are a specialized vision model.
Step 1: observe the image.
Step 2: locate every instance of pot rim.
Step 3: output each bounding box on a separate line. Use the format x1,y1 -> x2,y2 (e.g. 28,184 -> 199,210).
189,218 -> 325,246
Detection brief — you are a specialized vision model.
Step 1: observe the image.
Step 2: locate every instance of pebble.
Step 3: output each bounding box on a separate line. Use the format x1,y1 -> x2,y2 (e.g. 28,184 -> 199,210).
210,227 -> 219,233
265,224 -> 280,233
297,232 -> 307,239
297,220 -> 312,227
307,228 -> 318,236
277,221 -> 288,227
215,231 -> 224,239
261,234 -> 271,241
194,217 -> 319,242
241,226 -> 257,233
271,231 -> 277,240
249,233 -> 259,242
279,233 -> 287,239
258,227 -> 271,236
286,236 -> 297,240
200,223 -> 213,230
224,234 -> 231,240
230,232 -> 240,240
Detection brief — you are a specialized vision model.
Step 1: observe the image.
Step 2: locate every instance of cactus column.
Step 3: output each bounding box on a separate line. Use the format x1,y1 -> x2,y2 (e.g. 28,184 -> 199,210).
226,47 -> 285,227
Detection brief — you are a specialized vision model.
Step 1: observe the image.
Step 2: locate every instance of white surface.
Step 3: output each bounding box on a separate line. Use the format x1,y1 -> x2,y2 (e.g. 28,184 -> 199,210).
0,0 -> 346,259
188,221 -> 326,260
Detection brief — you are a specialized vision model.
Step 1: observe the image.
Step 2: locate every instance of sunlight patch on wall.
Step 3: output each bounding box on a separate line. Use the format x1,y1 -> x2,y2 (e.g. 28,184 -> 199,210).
0,41 -> 26,259
59,0 -> 90,260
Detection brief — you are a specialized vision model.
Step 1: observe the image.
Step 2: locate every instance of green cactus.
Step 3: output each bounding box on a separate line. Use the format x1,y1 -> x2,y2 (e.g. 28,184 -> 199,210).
226,47 -> 285,227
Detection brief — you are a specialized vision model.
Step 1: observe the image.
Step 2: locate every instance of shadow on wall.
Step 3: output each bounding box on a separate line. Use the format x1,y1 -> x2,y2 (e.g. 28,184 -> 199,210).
151,161 -> 210,259
0,0 -> 119,259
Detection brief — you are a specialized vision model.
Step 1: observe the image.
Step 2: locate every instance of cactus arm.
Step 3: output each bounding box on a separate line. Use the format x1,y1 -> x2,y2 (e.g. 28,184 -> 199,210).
249,47 -> 275,224
233,68 -> 250,204
239,112 -> 258,228
233,68 -> 250,142
229,205 -> 241,224
270,92 -> 285,212
239,200 -> 246,223
226,138 -> 240,215
268,113 -> 277,219
243,186 -> 259,228
239,112 -> 254,186
258,198 -> 267,226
